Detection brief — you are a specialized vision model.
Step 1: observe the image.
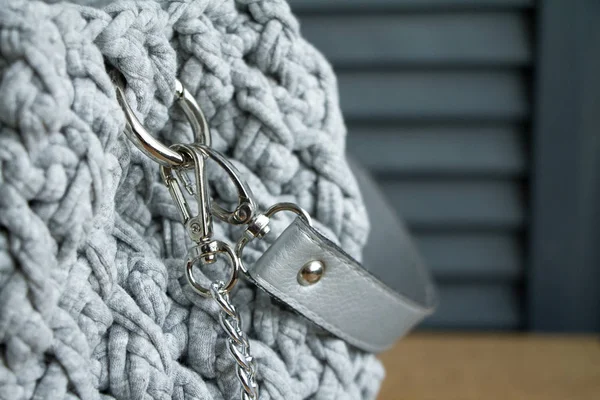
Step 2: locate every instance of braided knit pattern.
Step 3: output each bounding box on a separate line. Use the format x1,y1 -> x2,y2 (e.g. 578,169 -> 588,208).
0,1 -> 384,399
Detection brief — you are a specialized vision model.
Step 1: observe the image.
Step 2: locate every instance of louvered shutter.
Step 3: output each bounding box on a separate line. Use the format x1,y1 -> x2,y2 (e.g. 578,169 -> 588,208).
291,0 -> 534,329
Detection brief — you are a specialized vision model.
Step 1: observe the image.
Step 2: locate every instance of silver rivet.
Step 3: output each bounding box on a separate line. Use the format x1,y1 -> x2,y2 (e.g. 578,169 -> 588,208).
297,260 -> 325,286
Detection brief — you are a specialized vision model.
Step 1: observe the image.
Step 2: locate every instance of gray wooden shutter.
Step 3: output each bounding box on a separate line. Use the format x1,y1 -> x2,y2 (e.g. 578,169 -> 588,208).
291,0 -> 534,329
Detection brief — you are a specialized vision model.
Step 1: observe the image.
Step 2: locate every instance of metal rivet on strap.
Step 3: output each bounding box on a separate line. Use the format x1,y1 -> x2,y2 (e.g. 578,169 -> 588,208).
297,260 -> 325,286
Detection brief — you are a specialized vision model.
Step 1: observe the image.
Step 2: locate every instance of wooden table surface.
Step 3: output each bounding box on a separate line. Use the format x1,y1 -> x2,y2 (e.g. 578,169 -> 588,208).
378,333 -> 600,400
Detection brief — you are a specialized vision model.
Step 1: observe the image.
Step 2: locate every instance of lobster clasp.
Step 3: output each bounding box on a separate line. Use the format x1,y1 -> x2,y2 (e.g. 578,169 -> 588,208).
160,144 -> 214,249
192,144 -> 257,226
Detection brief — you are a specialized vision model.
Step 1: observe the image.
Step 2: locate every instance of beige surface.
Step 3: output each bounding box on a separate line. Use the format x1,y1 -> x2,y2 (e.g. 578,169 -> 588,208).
378,333 -> 600,400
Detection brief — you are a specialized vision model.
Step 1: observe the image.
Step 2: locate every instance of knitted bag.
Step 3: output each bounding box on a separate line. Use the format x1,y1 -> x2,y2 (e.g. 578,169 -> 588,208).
0,0 -> 383,399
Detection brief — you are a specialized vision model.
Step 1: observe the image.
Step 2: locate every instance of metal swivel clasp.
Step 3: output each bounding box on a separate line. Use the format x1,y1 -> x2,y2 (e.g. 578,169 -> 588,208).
116,76 -> 260,399
160,144 -> 242,297
160,144 -> 214,251
115,75 -> 255,297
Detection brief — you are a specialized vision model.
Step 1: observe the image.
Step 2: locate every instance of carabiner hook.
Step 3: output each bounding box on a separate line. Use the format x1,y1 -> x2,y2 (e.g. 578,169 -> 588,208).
161,144 -> 257,236
191,144 -> 256,226
114,75 -> 211,166
161,144 -> 213,244
161,144 -> 241,288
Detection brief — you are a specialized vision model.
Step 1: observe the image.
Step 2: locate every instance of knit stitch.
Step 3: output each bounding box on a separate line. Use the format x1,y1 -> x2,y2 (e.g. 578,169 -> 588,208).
0,1 -> 383,399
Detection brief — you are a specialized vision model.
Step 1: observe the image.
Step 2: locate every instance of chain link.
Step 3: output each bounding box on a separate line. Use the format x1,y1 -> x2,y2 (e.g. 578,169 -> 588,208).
210,282 -> 259,400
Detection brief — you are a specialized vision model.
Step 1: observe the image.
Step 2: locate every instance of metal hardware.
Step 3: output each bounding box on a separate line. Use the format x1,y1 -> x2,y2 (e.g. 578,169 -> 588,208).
159,141 -> 250,399
148,128 -> 253,398
161,144 -> 213,244
159,144 -> 239,296
263,202 -> 312,223
236,202 -> 313,274
115,78 -> 211,166
297,260 -> 325,286
186,240 -> 240,298
116,79 -> 318,400
210,282 -> 259,400
161,143 -> 256,233
190,144 -> 256,225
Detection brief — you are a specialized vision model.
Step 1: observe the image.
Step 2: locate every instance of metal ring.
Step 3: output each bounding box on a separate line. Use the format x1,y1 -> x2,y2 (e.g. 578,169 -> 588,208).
264,202 -> 313,225
236,202 -> 313,274
115,78 -> 211,166
185,240 -> 240,298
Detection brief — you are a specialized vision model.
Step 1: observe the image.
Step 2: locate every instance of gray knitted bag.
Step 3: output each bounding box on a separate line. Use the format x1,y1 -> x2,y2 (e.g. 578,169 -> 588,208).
0,0 -> 384,399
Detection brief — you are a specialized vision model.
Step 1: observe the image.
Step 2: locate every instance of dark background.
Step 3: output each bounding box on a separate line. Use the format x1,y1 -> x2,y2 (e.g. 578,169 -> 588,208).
290,0 -> 600,332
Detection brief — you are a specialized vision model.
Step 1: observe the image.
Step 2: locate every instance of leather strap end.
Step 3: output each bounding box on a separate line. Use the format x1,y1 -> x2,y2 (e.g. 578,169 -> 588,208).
246,217 -> 437,353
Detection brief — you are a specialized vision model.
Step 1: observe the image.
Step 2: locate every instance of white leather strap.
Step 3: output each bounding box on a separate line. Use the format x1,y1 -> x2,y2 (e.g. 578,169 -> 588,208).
244,160 -> 436,352
246,216 -> 437,353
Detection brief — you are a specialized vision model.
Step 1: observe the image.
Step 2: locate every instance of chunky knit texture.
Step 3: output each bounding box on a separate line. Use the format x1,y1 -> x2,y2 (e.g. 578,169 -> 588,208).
0,0 -> 383,399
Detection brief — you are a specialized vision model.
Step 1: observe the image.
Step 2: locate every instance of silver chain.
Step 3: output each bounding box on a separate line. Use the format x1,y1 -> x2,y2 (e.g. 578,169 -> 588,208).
210,282 -> 259,400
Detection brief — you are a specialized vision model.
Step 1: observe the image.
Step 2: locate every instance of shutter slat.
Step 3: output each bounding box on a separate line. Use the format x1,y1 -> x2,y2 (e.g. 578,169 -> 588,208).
380,180 -> 525,229
301,13 -> 531,67
415,233 -> 523,279
347,125 -> 526,176
290,0 -> 534,12
339,71 -> 529,121
422,283 -> 521,329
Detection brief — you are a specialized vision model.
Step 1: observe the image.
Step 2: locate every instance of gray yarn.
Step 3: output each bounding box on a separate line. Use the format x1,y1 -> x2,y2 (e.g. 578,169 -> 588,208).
0,1 -> 384,399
